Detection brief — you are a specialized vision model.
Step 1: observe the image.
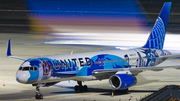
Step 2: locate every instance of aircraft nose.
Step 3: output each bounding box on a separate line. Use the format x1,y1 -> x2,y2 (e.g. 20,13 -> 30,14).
16,71 -> 30,84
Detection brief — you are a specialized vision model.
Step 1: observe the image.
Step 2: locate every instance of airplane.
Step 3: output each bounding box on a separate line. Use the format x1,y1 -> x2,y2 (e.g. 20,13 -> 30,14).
6,2 -> 180,99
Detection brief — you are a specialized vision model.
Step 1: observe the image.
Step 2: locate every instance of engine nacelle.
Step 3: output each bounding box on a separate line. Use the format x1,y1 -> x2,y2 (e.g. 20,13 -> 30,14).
42,82 -> 60,87
109,74 -> 137,90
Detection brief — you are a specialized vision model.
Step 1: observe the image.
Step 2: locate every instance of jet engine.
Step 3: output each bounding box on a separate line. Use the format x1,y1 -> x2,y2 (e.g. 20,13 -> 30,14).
42,82 -> 60,87
109,74 -> 137,90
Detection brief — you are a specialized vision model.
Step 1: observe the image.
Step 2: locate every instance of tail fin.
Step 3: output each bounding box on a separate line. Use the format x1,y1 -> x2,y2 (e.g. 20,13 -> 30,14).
143,2 -> 172,50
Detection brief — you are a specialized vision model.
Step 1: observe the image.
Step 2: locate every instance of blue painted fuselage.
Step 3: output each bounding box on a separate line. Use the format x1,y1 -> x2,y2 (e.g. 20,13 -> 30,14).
16,48 -> 171,84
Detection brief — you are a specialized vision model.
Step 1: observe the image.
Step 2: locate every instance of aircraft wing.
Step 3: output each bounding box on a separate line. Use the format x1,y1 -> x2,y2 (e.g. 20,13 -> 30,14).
92,65 -> 180,80
159,54 -> 180,59
91,53 -> 180,80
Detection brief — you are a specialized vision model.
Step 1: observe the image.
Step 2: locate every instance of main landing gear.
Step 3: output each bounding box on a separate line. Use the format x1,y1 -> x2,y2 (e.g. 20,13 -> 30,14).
74,81 -> 88,93
35,85 -> 43,99
115,88 -> 129,94
122,88 -> 128,94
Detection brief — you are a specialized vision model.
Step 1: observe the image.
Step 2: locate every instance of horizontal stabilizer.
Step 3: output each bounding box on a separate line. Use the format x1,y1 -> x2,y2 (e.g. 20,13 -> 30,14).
7,39 -> 11,56
7,39 -> 26,61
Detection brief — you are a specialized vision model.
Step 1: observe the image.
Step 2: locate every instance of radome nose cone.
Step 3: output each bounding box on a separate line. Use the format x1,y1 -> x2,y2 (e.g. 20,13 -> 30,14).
16,72 -> 29,84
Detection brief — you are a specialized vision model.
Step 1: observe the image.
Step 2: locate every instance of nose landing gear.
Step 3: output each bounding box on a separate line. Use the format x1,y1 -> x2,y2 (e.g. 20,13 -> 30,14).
35,85 -> 43,99
74,81 -> 88,93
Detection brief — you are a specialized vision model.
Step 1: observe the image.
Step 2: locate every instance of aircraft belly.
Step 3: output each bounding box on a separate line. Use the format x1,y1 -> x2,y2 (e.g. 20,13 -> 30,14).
34,75 -> 96,83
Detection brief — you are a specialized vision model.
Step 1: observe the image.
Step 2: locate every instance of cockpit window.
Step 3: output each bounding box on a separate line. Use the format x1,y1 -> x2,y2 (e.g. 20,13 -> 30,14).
30,67 -> 33,71
19,66 -> 38,71
23,67 -> 29,71
19,67 -> 22,70
34,67 -> 37,71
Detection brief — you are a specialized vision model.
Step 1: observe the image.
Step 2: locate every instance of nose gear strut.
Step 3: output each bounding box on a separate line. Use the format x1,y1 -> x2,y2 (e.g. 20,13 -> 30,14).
35,84 -> 43,99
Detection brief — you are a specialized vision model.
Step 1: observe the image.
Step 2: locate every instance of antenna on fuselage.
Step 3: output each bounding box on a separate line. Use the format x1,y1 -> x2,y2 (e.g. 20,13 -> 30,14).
71,51 -> 73,54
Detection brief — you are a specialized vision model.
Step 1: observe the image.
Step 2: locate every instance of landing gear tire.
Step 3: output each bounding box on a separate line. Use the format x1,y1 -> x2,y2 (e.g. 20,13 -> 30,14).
83,85 -> 88,92
74,81 -> 88,93
35,94 -> 43,99
115,88 -> 128,94
74,85 -> 79,93
35,85 -> 43,99
122,88 -> 128,94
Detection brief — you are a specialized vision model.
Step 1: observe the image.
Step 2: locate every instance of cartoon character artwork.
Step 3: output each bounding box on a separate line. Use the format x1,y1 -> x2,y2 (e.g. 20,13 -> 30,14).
40,59 -> 53,78
124,54 -> 130,68
140,49 -> 159,67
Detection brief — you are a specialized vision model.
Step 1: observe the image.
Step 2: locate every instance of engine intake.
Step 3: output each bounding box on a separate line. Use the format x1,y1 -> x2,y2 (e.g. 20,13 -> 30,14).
109,74 -> 137,90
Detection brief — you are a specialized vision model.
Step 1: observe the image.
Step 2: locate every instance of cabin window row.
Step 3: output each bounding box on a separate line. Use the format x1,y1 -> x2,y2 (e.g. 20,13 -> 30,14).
94,59 -> 132,64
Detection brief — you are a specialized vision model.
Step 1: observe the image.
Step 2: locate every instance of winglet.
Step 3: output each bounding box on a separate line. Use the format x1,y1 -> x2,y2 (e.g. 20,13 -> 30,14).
7,39 -> 12,56
143,2 -> 172,50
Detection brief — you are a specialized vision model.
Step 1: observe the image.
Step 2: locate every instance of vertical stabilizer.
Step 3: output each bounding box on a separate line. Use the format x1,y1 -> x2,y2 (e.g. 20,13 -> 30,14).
143,2 -> 171,50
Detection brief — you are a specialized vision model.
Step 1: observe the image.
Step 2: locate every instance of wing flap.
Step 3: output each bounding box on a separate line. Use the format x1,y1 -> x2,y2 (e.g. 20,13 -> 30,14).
92,65 -> 180,79
159,54 -> 180,59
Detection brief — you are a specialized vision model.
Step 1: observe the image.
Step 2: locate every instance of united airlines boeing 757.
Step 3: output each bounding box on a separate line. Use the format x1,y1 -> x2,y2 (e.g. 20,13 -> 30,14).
7,2 -> 180,99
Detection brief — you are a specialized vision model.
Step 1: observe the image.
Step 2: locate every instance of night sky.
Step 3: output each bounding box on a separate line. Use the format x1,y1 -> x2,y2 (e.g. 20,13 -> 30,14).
24,0 -> 150,33
0,0 -> 179,33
